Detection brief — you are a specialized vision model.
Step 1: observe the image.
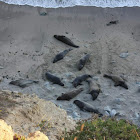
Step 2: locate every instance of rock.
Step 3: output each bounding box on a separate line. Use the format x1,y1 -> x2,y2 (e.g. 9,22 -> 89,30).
110,109 -> 117,117
113,98 -> 124,104
0,119 -> 14,140
72,112 -> 80,119
92,76 -> 99,81
104,106 -> 119,117
0,119 -> 49,140
0,66 -> 4,69
40,12 -> 47,16
104,106 -> 111,112
135,112 -> 140,118
119,52 -> 129,58
67,108 -> 73,113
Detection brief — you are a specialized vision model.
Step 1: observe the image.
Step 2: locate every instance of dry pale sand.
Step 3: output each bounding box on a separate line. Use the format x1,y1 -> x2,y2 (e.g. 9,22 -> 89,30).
0,2 -> 140,128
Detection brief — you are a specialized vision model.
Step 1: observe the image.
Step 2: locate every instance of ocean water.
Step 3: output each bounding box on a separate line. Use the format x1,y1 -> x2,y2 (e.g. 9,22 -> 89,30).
1,0 -> 140,8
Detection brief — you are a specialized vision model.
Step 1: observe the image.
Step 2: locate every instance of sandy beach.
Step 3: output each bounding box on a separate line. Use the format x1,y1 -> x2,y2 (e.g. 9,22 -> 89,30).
0,1 -> 140,134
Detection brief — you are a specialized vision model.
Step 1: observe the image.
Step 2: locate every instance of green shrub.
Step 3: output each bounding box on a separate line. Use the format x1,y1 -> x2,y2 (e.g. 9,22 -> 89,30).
61,117 -> 140,140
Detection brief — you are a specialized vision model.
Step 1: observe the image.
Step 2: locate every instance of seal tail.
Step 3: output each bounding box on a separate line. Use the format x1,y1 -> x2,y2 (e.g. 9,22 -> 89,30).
103,74 -> 112,79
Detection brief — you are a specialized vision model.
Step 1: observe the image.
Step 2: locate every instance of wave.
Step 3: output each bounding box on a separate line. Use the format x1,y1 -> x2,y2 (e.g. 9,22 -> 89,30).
1,0 -> 140,8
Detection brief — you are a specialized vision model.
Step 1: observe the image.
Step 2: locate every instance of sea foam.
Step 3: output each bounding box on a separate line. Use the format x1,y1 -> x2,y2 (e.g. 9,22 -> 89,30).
1,0 -> 140,8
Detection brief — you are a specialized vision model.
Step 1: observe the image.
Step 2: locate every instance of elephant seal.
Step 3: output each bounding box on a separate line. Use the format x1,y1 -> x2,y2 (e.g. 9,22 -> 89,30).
74,100 -> 103,116
53,48 -> 72,63
103,74 -> 128,89
46,72 -> 64,86
57,87 -> 83,101
87,79 -> 101,100
9,79 -> 39,88
72,74 -> 92,88
78,54 -> 90,70
106,20 -> 119,26
54,35 -> 79,48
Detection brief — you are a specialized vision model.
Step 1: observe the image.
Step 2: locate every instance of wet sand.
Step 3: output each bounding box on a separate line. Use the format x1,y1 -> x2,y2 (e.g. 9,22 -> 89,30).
0,1 -> 140,127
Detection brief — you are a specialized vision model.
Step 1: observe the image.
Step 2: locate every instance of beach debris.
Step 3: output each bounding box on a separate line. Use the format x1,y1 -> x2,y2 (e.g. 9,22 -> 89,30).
106,20 -> 119,26
104,106 -> 119,117
119,52 -> 129,58
9,79 -> 39,88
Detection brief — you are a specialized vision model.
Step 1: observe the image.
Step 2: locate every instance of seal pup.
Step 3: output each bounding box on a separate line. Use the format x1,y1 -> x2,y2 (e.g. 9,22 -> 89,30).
87,79 -> 101,100
53,48 -> 72,63
54,35 -> 79,48
74,100 -> 103,116
46,72 -> 64,86
106,20 -> 119,26
9,79 -> 39,88
57,87 -> 83,101
77,54 -> 90,70
72,74 -> 92,88
103,74 -> 128,89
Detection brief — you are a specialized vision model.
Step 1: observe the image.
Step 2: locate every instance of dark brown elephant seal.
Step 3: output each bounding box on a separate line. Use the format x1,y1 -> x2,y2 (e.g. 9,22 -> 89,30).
74,100 -> 103,116
87,79 -> 101,100
53,48 -> 72,63
57,87 -> 83,101
72,74 -> 92,88
9,79 -> 39,88
46,72 -> 64,86
54,35 -> 79,48
78,54 -> 90,70
103,74 -> 128,89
